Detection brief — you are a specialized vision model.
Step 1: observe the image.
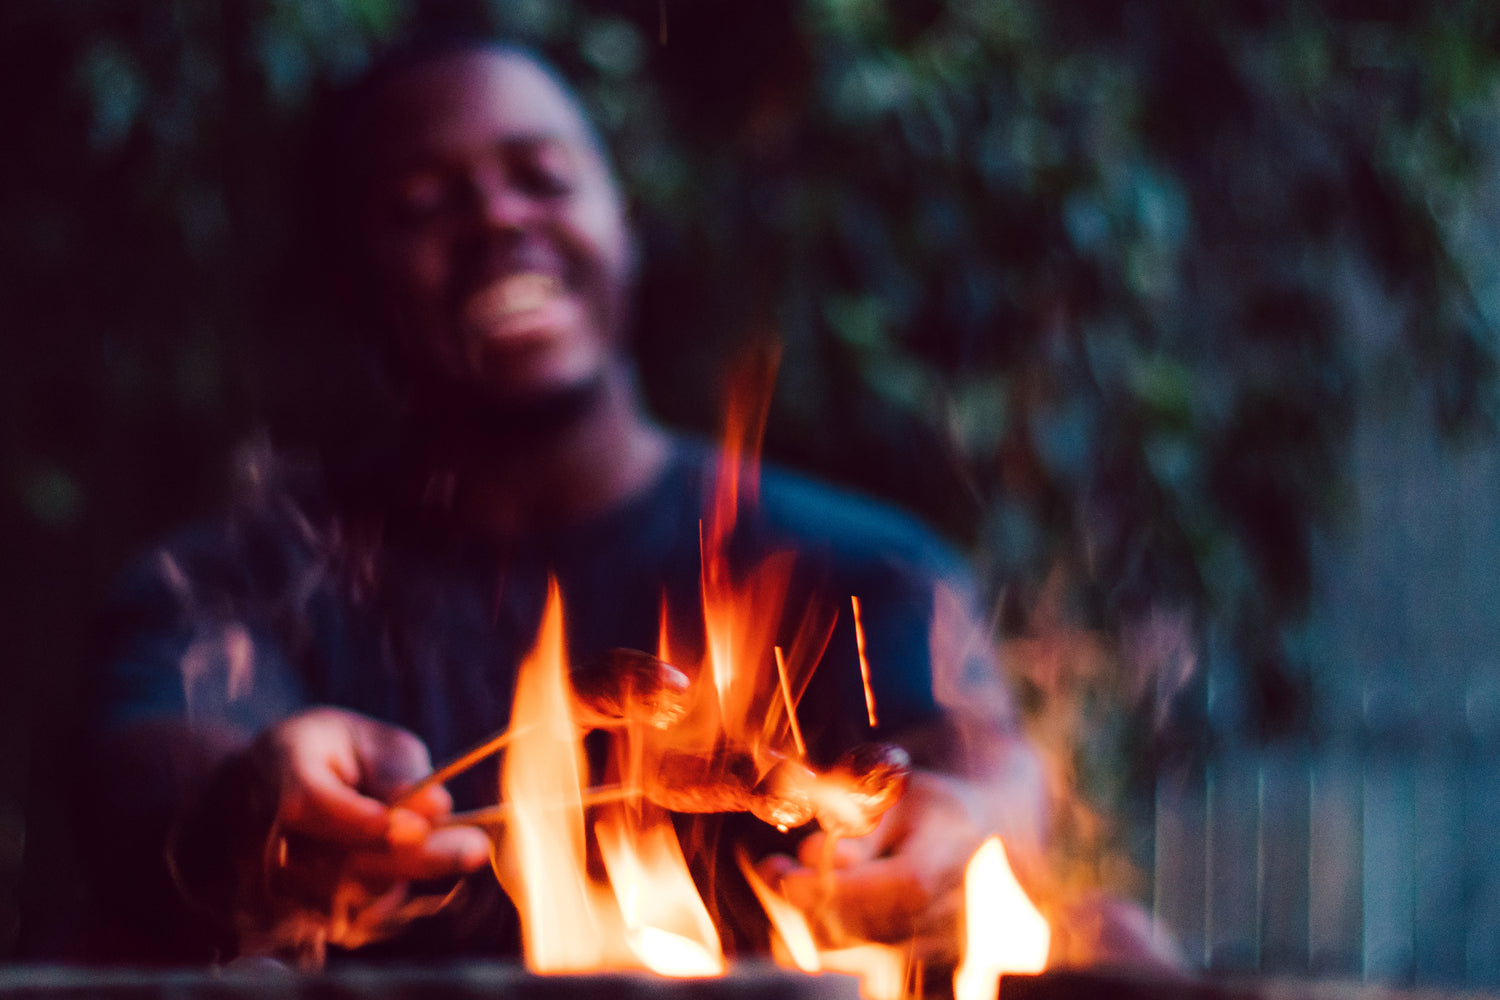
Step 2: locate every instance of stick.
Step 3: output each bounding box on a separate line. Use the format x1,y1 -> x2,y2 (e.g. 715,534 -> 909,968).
774,645 -> 807,758
442,784 -> 640,827
399,707 -> 665,810
850,595 -> 878,728
394,723 -> 535,808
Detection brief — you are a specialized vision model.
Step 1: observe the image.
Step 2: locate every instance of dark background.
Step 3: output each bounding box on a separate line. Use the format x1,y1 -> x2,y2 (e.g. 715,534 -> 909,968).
6,0 -> 1500,982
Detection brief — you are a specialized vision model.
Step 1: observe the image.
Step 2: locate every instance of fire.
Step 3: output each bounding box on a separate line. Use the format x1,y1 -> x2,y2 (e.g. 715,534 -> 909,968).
494,579 -> 727,974
597,811 -> 725,976
494,579 -> 614,971
738,849 -> 909,1000
953,837 -> 1052,1000
741,834 -> 1050,1000
695,343 -> 826,759
488,576 -> 1054,995
481,350 -> 1053,995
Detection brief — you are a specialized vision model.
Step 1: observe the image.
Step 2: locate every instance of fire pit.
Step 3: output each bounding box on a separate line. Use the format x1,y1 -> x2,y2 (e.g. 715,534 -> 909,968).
0,962 -> 862,1000
3,962 -> 1385,1000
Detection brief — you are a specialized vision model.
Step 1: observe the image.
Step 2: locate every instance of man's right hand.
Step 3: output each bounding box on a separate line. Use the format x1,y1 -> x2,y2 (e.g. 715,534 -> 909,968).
254,707 -> 490,883
176,707 -> 491,958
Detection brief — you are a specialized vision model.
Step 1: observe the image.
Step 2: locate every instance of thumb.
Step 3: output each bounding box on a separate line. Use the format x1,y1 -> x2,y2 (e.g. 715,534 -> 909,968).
344,715 -> 442,808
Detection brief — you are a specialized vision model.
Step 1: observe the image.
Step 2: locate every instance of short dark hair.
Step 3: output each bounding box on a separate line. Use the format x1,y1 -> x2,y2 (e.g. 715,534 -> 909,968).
295,32 -> 611,274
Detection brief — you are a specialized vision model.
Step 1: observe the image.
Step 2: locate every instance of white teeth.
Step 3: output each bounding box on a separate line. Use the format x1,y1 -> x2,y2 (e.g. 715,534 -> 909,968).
464,273 -> 563,329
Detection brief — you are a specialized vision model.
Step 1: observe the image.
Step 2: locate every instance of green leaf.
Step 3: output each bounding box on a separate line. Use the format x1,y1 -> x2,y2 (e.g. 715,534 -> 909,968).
78,41 -> 146,151
580,17 -> 644,79
1129,356 -> 1196,426
945,378 -> 1010,459
823,295 -> 887,351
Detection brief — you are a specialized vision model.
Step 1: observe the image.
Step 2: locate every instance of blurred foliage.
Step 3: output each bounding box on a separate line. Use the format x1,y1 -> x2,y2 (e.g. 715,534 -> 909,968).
8,0 -> 1500,949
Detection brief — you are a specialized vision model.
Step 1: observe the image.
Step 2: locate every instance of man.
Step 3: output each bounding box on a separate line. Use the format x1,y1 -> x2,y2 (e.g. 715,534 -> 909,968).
81,39 -> 1046,966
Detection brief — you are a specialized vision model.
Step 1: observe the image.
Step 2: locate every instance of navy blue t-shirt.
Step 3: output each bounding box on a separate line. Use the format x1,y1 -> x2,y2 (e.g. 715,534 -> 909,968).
87,436 -> 996,960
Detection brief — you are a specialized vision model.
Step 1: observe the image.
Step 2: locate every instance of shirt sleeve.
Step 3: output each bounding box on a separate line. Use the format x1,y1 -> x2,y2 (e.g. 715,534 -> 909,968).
90,527 -> 309,739
748,467 -> 1018,764
73,520 -> 312,961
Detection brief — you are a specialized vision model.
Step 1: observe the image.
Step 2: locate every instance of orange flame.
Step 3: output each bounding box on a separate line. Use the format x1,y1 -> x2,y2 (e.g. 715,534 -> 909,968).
704,342 -> 778,560
737,850 -> 908,1000
495,579 -> 614,971
683,343 -> 828,768
954,837 -> 1051,1000
597,809 -> 725,976
495,580 -> 724,974
481,350 -> 1055,999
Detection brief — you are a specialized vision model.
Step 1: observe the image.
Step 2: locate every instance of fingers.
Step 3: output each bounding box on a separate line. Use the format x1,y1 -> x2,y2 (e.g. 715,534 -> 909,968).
233,707 -> 492,943
279,762 -> 393,845
396,783 -> 454,823
254,716 -> 382,844
764,767 -> 992,947
778,855 -> 923,937
793,777 -> 921,870
775,855 -> 963,944
270,821 -> 490,915
259,709 -> 452,847
344,826 -> 492,882
793,769 -> 964,871
347,716 -> 438,804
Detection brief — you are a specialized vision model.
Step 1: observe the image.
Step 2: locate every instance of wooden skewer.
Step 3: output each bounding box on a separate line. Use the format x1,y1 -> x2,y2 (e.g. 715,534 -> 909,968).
394,714 -> 646,810
773,645 -> 806,758
442,784 -> 640,827
396,650 -> 690,808
850,595 -> 879,729
394,723 -> 535,808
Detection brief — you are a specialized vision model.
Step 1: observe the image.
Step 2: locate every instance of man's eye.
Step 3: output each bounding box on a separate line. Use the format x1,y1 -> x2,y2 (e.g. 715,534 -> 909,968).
516,163 -> 574,197
516,144 -> 579,197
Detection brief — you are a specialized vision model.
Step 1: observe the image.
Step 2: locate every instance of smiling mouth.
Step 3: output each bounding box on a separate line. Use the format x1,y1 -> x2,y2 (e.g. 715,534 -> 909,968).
461,272 -> 566,338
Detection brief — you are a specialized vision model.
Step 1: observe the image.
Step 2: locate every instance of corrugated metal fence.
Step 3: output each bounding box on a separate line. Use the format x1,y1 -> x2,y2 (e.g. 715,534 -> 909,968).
1148,398 -> 1500,988
1153,709 -> 1500,986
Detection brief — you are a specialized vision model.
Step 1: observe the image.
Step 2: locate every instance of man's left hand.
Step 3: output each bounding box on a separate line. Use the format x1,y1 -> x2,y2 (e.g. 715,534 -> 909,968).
756,769 -> 1013,959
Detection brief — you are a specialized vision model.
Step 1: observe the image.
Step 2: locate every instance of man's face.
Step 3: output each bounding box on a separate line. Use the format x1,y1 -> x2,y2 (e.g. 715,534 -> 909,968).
353,50 -> 632,408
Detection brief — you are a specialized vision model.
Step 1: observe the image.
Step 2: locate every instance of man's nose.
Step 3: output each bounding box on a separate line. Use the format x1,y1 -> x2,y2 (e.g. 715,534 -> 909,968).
468,170 -> 536,231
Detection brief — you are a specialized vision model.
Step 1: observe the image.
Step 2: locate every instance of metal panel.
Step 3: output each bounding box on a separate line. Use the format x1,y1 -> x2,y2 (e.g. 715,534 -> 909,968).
1360,743 -> 1415,984
1307,743 -> 1364,977
1155,758 -> 1209,968
1259,742 -> 1311,973
1207,748 -> 1262,972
